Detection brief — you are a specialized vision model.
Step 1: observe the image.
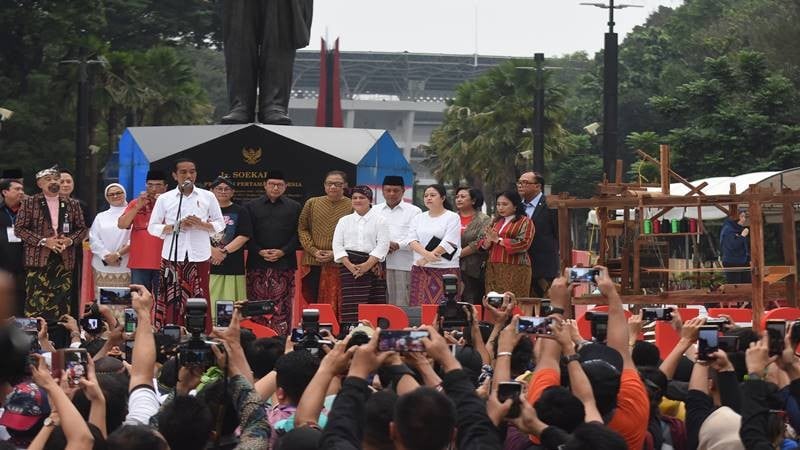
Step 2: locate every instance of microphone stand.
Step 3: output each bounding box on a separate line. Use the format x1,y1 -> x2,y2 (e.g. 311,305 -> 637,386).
165,182 -> 187,320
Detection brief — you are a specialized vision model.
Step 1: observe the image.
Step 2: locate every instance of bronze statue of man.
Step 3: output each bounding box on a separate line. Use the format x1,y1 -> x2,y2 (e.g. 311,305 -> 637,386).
220,0 -> 313,125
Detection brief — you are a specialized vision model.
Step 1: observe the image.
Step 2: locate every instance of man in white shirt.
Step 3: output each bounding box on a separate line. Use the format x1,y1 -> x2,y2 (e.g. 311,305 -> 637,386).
148,159 -> 225,331
373,176 -> 421,307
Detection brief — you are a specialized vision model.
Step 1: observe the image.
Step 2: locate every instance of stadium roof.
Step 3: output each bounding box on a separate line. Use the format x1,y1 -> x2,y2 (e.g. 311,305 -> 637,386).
292,50 -> 514,101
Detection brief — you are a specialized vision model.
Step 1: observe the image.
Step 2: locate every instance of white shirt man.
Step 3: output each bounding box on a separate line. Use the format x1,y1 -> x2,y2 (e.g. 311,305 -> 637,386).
374,176 -> 421,306
148,186 -> 225,261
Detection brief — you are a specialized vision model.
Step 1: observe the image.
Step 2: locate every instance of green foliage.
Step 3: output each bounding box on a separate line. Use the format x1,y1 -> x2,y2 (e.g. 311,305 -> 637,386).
0,0 -> 215,182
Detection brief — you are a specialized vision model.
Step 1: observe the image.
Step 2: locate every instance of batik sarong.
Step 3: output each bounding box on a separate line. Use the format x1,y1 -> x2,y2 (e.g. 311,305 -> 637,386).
25,253 -> 72,320
157,258 -> 211,332
338,251 -> 387,323
246,268 -> 295,335
409,265 -> 460,307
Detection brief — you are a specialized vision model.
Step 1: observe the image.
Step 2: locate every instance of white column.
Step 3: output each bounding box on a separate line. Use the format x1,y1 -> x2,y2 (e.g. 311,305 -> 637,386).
344,109 -> 355,128
403,110 -> 416,161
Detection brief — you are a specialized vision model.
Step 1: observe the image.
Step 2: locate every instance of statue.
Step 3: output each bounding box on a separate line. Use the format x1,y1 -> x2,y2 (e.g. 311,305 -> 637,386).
220,0 -> 313,125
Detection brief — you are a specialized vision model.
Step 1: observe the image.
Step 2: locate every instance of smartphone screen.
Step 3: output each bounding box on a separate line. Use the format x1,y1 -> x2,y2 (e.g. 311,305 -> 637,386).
766,320 -> 786,356
99,287 -> 132,306
216,301 -> 234,327
517,316 -> 553,336
124,308 -> 137,333
487,295 -> 504,309
163,325 -> 181,341
378,330 -> 430,352
241,300 -> 275,317
290,328 -> 305,343
568,267 -> 599,284
642,308 -> 672,321
698,326 -> 719,361
14,318 -> 39,334
63,349 -> 88,386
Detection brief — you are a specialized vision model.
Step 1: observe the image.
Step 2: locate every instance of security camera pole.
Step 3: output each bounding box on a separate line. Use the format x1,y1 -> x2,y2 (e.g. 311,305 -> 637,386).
580,0 -> 642,182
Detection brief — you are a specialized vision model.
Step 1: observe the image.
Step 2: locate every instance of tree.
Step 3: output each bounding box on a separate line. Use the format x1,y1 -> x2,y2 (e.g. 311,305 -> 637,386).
426,59 -> 572,199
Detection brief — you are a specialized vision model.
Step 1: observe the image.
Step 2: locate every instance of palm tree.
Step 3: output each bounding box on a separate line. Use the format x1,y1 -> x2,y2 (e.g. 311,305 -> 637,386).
426,59 -> 572,200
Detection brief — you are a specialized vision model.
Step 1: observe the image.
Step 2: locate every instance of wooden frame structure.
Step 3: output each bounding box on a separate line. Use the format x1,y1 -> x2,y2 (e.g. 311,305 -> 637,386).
545,146 -> 799,329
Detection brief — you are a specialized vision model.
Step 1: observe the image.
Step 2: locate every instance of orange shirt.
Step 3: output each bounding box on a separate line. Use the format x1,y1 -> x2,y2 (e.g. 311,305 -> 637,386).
608,368 -> 649,450
525,368 -> 560,445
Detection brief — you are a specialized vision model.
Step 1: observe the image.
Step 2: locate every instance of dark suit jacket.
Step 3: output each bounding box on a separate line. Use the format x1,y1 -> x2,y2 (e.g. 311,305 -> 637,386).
0,204 -> 24,273
14,193 -> 87,270
527,194 -> 559,279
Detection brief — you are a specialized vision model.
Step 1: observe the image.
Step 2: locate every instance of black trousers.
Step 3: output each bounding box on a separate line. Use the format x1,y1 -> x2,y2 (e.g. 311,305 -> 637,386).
222,0 -> 296,117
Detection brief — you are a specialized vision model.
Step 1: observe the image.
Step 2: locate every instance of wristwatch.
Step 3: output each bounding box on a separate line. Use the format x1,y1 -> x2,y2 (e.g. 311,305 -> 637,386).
549,307 -> 566,316
565,353 -> 581,364
38,238 -> 48,247
43,417 -> 56,427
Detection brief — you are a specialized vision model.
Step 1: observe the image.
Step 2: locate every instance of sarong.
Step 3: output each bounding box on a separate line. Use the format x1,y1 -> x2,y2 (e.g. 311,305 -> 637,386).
25,253 -> 72,320
246,268 -> 295,335
157,258 -> 211,332
485,262 -> 531,297
409,265 -> 461,307
339,251 -> 387,322
301,263 -> 342,318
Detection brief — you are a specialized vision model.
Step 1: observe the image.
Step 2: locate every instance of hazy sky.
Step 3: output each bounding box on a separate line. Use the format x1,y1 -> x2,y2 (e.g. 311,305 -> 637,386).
307,0 -> 684,57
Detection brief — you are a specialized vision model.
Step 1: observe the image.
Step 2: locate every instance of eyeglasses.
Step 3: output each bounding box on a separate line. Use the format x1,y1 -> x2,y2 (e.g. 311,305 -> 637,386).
267,182 -> 286,188
107,191 -> 125,197
325,182 -> 345,188
213,187 -> 233,193
516,180 -> 537,186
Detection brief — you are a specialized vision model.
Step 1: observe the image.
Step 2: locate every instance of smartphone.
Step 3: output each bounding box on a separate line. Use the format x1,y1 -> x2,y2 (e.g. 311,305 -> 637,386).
586,311 -> 608,342
766,320 -> 786,357
705,317 -> 730,330
216,300 -> 234,327
125,341 -> 135,362
486,293 -> 504,309
497,381 -> 524,419
378,330 -> 430,352
338,322 -> 359,340
51,349 -> 88,386
697,326 -> 719,361
569,267 -> 600,284
540,299 -> 552,316
98,287 -> 132,306
241,300 -> 275,317
124,308 -> 137,333
14,318 -> 39,334
517,316 -> 553,336
163,324 -> 181,341
717,335 -> 739,353
642,307 -> 673,321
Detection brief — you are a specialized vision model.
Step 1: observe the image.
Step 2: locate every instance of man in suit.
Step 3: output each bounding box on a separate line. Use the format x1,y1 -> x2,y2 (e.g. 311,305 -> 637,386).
14,166 -> 87,319
220,0 -> 313,125
518,171 -> 559,297
0,178 -> 26,315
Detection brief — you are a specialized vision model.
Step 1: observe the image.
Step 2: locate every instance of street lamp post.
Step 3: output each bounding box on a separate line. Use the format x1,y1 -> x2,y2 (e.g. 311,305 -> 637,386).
580,0 -> 642,182
533,53 -> 545,174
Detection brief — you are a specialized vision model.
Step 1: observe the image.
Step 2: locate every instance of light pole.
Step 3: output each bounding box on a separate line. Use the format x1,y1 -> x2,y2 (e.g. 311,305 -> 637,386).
60,48 -> 105,209
533,53 -> 545,173
580,1 -> 642,182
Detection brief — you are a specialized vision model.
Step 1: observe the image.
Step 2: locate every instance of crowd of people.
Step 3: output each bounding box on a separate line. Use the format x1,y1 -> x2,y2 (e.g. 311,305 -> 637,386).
1,264 -> 797,450
2,163 -> 792,450
0,161 -> 561,335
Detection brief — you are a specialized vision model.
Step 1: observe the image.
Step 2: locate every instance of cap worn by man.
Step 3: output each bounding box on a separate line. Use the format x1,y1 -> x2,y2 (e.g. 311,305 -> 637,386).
0,381 -> 50,431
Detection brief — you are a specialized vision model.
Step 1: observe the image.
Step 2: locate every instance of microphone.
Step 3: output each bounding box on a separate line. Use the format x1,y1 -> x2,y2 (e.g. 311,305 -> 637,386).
179,180 -> 193,191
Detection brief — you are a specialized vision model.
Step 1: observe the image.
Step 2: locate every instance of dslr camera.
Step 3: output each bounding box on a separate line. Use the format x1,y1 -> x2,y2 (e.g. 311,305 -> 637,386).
437,274 -> 471,329
293,309 -> 332,356
177,298 -> 217,369
585,311 -> 608,343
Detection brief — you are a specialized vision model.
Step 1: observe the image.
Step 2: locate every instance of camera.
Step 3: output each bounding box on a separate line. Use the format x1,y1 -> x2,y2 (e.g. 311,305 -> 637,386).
240,300 -> 275,317
585,311 -> 608,342
177,299 -> 216,369
705,317 -> 730,330
486,291 -> 504,309
80,303 -> 104,335
293,309 -> 329,356
437,274 -> 470,329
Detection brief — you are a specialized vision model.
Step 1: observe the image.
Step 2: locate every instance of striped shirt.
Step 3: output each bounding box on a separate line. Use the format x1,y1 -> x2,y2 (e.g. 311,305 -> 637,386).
298,195 -> 353,266
480,215 -> 534,265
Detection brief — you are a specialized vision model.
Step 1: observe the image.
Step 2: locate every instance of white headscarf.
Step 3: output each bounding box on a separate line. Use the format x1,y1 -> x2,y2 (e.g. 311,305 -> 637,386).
89,183 -> 131,272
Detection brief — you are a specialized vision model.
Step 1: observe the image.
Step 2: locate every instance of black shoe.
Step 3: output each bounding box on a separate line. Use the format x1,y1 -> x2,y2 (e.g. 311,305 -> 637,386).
220,109 -> 253,124
258,110 -> 292,125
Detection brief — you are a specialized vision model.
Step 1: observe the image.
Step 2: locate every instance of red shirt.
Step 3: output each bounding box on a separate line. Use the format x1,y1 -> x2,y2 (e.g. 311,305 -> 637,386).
459,213 -> 474,233
124,199 -> 163,270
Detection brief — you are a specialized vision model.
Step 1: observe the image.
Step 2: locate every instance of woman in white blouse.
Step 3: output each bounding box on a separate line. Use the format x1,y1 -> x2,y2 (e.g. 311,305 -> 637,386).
332,185 -> 390,322
402,184 -> 461,306
89,183 -> 131,298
